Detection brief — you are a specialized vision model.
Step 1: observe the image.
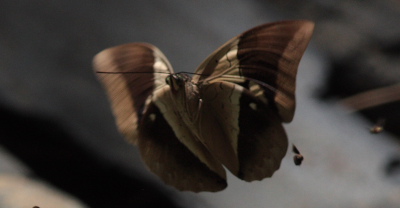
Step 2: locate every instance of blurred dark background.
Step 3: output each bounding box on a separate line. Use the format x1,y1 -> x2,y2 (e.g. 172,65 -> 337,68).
0,0 -> 399,207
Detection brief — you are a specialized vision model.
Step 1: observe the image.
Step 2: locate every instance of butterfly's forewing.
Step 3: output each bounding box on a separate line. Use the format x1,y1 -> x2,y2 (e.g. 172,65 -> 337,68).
93,43 -> 172,144
193,20 -> 314,180
138,99 -> 227,192
94,43 -> 227,192
194,20 -> 315,122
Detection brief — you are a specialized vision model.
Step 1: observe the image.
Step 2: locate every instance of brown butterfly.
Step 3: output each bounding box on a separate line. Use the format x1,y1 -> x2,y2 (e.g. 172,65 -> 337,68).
292,144 -> 304,166
93,20 -> 314,192
370,118 -> 385,134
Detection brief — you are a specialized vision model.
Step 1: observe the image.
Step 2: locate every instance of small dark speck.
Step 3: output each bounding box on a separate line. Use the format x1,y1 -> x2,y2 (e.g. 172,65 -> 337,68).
292,144 -> 304,166
33,206 -> 40,208
386,156 -> 400,179
293,155 -> 304,166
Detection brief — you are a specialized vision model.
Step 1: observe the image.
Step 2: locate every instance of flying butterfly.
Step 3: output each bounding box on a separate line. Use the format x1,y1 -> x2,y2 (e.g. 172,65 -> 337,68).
292,144 -> 304,166
93,20 -> 314,192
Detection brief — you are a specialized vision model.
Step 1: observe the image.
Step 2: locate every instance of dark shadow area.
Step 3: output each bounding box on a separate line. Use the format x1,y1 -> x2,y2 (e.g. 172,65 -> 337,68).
0,104 -> 182,208
320,43 -> 400,138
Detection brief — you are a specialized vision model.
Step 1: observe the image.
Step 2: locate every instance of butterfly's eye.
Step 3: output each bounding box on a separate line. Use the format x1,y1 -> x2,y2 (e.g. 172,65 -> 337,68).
165,76 -> 171,85
166,74 -> 188,91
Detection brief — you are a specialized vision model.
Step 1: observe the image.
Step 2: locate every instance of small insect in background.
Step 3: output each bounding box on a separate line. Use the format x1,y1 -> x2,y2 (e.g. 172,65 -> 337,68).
369,118 -> 385,134
292,144 -> 304,166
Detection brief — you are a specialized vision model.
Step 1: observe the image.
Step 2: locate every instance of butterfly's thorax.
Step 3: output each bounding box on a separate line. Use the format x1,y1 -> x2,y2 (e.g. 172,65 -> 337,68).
166,73 -> 201,125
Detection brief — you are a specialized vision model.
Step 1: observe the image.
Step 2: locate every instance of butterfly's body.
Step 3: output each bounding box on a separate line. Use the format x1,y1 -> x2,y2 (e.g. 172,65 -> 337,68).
176,75 -> 202,121
94,20 -> 314,192
156,74 -> 208,143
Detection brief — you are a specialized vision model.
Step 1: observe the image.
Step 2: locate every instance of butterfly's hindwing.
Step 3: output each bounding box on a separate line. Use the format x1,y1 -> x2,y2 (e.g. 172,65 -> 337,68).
138,100 -> 227,192
197,82 -> 243,175
150,87 -> 227,183
236,89 -> 288,181
198,82 -> 288,180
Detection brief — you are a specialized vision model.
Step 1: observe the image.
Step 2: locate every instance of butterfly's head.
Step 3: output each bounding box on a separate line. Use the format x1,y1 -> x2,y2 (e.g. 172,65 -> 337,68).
165,73 -> 190,91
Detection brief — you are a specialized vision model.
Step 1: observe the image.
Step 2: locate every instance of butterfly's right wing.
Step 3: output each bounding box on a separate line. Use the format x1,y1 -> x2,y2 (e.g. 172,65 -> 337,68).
193,20 -> 314,123
191,21 -> 313,181
94,43 -> 226,192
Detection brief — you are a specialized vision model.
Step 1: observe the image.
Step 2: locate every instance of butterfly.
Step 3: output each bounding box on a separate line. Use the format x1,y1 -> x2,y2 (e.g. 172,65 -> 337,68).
93,20 -> 314,192
292,144 -> 304,166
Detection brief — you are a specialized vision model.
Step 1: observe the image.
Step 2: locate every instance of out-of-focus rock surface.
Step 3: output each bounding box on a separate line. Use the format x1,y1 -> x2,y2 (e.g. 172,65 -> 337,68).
0,104 -> 182,208
0,174 -> 88,208
264,0 -> 400,137
0,0 -> 399,207
0,145 -> 88,207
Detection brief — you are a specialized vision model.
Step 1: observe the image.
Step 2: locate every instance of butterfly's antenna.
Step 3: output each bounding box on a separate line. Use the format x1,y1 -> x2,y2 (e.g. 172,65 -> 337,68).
242,76 -> 278,94
176,71 -> 208,77
95,71 -> 171,75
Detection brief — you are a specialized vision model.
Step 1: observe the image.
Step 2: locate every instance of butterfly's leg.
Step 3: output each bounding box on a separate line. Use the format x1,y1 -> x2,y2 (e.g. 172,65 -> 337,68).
193,98 -> 203,121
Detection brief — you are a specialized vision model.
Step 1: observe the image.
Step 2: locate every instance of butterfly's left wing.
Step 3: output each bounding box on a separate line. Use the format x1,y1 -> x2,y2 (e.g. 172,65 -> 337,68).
93,43 -> 172,145
94,43 -> 227,192
193,20 -> 314,181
